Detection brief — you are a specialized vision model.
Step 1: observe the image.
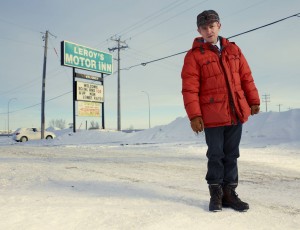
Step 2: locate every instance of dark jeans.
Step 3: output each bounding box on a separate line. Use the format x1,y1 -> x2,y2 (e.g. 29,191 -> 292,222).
204,123 -> 242,185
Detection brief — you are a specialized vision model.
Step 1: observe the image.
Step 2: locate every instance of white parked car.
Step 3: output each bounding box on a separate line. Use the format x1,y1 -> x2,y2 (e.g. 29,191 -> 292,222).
12,128 -> 56,142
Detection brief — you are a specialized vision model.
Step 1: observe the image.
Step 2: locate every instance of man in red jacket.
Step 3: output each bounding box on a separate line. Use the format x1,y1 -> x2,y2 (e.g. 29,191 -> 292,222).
181,10 -> 260,212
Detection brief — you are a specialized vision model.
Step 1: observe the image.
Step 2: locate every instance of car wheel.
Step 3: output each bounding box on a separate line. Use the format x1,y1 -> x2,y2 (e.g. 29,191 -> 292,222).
46,135 -> 53,140
20,136 -> 28,142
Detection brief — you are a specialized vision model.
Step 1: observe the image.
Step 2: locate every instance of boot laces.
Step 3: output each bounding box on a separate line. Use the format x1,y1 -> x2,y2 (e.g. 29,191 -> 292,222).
231,189 -> 242,202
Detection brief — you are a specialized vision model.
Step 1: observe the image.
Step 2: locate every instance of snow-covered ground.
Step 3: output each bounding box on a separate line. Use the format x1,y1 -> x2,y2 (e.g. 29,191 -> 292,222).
0,110 -> 300,230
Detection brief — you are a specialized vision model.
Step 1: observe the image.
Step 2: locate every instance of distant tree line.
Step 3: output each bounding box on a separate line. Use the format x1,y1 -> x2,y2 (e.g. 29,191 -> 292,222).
49,119 -> 66,129
49,119 -> 101,130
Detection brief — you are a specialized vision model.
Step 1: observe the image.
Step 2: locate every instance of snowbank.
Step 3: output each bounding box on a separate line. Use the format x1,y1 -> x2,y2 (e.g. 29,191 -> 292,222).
55,109 -> 300,146
1,110 -> 299,148
243,109 -> 300,143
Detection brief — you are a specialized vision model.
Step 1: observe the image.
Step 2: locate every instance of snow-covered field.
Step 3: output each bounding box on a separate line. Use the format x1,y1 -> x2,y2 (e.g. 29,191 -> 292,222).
0,110 -> 300,230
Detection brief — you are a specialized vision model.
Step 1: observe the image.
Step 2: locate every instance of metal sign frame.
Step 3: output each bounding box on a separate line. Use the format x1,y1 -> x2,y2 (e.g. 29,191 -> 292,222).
72,69 -> 105,132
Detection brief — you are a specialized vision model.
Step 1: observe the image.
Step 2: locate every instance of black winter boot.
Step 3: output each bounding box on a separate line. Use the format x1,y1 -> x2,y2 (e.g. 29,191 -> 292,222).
222,184 -> 249,212
208,184 -> 223,212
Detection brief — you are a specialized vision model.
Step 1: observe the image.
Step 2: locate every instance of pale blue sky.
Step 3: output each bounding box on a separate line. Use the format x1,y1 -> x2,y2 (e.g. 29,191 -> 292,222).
0,0 -> 299,130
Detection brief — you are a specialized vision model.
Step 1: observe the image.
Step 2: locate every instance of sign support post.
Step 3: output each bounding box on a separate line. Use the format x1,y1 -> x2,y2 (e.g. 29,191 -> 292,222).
72,68 -> 76,133
101,73 -> 105,129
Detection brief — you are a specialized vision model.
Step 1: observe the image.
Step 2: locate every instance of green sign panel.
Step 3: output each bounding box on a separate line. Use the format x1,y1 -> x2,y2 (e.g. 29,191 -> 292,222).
61,41 -> 113,74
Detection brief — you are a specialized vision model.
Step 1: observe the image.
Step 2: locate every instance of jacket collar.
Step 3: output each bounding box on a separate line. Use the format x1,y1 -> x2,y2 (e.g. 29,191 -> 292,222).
192,36 -> 229,51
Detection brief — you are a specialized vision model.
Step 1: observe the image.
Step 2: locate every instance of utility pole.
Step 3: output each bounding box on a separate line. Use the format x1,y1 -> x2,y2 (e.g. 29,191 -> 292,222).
277,104 -> 283,112
41,30 -> 48,139
262,94 -> 270,112
108,36 -> 128,131
41,30 -> 56,139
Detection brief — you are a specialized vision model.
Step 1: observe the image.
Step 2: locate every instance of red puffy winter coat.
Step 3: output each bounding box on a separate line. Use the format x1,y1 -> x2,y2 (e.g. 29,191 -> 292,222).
181,37 -> 260,128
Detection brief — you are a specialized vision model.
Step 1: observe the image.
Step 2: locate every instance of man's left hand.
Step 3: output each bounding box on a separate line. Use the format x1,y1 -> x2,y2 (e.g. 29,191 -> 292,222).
251,105 -> 260,115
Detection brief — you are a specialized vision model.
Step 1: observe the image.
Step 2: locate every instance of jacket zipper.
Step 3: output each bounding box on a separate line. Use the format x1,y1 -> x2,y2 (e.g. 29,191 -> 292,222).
218,49 -> 238,125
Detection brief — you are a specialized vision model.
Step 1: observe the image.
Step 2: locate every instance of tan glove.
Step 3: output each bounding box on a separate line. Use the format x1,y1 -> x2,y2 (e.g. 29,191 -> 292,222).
251,105 -> 260,115
190,116 -> 204,134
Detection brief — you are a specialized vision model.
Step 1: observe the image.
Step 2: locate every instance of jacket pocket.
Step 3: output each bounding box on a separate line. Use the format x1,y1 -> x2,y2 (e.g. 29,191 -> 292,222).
227,54 -> 240,73
199,94 -> 231,125
200,60 -> 222,79
235,90 -> 251,119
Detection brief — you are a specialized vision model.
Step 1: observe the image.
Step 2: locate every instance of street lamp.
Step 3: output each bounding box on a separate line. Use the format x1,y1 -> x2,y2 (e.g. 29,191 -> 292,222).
141,91 -> 151,129
8,98 -> 17,136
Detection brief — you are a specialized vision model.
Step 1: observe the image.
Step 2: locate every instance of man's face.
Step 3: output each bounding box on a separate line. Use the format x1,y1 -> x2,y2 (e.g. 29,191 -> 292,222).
197,22 -> 221,44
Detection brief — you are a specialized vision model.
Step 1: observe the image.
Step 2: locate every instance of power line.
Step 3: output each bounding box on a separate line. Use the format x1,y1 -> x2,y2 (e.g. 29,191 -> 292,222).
121,13 -> 300,70
95,0 -> 208,49
227,13 -> 300,39
118,0 -> 187,37
0,17 -> 41,33
92,0 -> 187,49
0,91 -> 72,115
0,36 -> 68,98
0,77 -> 41,96
0,17 -> 42,47
0,32 -> 63,97
0,36 -> 41,47
125,48 -> 179,72
124,0 -> 209,40
223,0 -> 268,20
140,0 -> 269,52
0,67 -> 66,97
